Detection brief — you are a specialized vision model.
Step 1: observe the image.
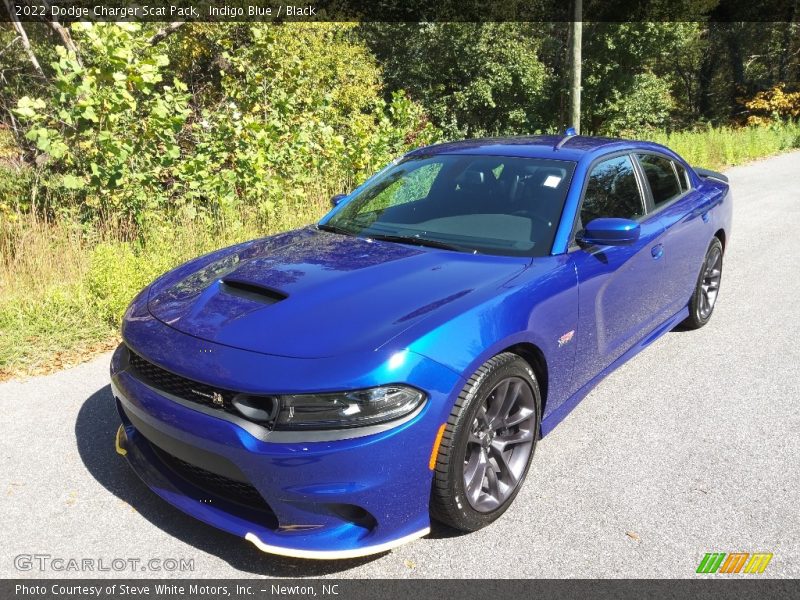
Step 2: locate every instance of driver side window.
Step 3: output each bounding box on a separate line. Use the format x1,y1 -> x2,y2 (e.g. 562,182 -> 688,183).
580,155 -> 644,227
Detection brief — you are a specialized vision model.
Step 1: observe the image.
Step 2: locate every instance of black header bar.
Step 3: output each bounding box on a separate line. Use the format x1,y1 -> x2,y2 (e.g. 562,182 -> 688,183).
2,0 -> 800,23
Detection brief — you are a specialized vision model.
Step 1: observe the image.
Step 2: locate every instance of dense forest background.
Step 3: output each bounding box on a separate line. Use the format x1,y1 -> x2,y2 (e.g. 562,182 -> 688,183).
0,20 -> 798,376
1,22 -> 799,226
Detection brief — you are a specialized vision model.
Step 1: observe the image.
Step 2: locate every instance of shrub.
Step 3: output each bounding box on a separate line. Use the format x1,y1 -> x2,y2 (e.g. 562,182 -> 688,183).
14,23 -> 191,226
743,84 -> 800,125
597,72 -> 674,136
12,23 -> 439,234
648,122 -> 800,169
175,24 -> 438,228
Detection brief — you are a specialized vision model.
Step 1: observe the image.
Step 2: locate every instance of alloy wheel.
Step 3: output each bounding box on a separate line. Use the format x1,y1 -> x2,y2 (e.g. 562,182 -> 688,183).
463,376 -> 536,512
699,245 -> 722,319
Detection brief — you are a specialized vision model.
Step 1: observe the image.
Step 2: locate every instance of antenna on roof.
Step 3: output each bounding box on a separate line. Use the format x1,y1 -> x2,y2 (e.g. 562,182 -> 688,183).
554,127 -> 578,150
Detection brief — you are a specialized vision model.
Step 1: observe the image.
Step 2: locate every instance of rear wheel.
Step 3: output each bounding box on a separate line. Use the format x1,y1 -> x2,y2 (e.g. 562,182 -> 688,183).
683,237 -> 723,330
430,353 -> 541,531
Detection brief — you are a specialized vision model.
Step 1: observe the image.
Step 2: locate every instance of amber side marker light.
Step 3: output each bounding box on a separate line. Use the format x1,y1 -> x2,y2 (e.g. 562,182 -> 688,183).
429,423 -> 447,470
115,425 -> 127,456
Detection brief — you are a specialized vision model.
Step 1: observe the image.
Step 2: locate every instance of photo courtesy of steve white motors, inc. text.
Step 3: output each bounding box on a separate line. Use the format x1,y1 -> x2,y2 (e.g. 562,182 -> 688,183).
15,583 -> 342,597
10,2 -> 319,19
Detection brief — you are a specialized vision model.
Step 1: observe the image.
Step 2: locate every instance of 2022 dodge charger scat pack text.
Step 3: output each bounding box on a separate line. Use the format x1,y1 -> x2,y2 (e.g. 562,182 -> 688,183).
111,134 -> 731,559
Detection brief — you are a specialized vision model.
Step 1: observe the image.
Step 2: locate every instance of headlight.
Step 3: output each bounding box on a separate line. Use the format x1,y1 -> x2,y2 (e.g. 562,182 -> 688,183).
276,385 -> 426,430
233,385 -> 426,430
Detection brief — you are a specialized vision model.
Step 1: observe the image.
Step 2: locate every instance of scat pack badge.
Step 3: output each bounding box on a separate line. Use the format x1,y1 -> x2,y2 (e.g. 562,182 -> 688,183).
558,330 -> 575,347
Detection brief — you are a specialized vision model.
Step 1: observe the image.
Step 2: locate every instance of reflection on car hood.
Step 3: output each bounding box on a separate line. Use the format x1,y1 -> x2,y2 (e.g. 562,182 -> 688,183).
147,227 -> 529,358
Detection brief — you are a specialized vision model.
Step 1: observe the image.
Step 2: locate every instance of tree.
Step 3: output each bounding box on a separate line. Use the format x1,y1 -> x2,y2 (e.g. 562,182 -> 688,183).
578,22 -> 699,134
360,23 -> 550,137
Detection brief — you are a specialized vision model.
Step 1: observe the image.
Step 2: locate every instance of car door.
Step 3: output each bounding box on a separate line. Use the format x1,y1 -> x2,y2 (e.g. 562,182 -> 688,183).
568,153 -> 669,385
634,153 -> 712,316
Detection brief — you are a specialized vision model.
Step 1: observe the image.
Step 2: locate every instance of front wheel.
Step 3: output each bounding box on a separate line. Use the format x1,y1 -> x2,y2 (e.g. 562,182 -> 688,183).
430,353 -> 541,532
683,237 -> 724,330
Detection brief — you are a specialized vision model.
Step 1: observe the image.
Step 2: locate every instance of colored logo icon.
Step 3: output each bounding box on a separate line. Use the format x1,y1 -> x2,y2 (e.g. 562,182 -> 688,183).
696,552 -> 773,574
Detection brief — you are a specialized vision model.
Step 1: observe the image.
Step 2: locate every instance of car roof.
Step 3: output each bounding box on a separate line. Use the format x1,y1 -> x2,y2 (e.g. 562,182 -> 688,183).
406,135 -> 671,163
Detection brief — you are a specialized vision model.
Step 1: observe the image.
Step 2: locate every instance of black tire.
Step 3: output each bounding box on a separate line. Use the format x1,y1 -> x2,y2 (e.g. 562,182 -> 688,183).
683,237 -> 724,330
430,352 -> 541,532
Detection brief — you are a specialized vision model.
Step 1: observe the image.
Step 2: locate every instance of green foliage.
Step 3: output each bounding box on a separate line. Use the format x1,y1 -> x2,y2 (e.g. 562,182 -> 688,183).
14,24 -> 192,225
174,24 -> 437,228
0,23 -> 59,129
361,23 -> 549,137
648,122 -> 800,169
87,242 -> 163,326
0,165 -> 34,216
597,72 -> 675,136
0,216 -> 264,377
0,282 -> 113,375
580,23 -> 700,134
83,221 -> 263,327
11,23 -> 437,231
0,129 -> 27,215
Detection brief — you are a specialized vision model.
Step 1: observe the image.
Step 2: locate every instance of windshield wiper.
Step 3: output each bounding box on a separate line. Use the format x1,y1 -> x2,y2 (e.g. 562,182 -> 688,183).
317,223 -> 354,236
366,233 -> 474,253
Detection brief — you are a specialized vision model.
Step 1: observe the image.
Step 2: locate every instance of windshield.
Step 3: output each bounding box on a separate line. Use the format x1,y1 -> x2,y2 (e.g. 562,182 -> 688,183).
320,154 -> 576,257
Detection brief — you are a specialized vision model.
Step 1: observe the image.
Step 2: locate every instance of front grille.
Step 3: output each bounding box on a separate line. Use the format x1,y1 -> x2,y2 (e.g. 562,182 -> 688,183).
152,445 -> 275,517
127,348 -> 238,415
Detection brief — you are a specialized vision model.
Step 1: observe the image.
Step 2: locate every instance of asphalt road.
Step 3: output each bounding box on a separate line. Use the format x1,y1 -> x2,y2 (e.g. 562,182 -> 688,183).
2,152 -> 799,579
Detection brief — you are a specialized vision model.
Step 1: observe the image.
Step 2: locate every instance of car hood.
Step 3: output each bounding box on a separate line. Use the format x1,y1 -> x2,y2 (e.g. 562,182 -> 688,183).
147,227 -> 529,358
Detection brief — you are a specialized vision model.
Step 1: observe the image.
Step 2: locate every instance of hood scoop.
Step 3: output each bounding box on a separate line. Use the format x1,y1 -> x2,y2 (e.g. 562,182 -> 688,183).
219,278 -> 287,305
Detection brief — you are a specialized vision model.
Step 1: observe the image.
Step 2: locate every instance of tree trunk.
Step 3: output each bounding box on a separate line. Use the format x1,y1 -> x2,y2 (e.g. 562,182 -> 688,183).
3,0 -> 44,78
725,23 -> 746,119
697,24 -> 716,119
777,10 -> 796,83
37,1 -> 82,65
148,22 -> 185,46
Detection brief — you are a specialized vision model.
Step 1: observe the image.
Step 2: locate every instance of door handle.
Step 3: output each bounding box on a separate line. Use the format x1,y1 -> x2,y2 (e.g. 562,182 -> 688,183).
651,244 -> 664,259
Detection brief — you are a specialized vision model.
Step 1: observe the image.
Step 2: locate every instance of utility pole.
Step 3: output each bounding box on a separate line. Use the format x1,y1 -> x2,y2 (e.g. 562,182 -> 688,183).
569,0 -> 582,134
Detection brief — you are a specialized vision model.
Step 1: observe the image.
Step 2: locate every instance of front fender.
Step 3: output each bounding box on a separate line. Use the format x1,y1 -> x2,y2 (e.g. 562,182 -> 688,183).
403,255 -> 579,423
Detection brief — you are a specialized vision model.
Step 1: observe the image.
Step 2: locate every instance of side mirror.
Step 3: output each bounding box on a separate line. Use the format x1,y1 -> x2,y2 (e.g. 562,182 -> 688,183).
576,218 -> 641,246
330,193 -> 347,207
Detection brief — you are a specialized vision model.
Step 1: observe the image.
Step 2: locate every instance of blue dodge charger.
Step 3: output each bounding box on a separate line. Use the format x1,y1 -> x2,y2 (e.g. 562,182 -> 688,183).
111,134 -> 732,559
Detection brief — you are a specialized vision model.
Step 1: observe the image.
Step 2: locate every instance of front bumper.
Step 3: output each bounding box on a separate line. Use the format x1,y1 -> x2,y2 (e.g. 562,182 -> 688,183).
110,341 -> 462,559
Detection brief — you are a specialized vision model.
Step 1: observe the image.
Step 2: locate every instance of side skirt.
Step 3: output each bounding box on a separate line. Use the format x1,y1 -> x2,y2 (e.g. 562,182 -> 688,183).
540,306 -> 690,437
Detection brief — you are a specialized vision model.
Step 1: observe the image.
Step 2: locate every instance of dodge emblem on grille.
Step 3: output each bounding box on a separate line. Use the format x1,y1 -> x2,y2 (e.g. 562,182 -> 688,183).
190,388 -> 225,407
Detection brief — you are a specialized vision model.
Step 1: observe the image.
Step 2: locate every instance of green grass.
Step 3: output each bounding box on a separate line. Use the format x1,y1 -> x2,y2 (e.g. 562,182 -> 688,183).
648,122 -> 800,170
1,122 -> 799,379
0,213 -> 319,379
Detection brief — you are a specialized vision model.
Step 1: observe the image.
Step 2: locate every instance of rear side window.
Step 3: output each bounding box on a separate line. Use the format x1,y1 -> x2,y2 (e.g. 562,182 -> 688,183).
637,154 -> 683,208
674,162 -> 690,193
580,155 -> 644,226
